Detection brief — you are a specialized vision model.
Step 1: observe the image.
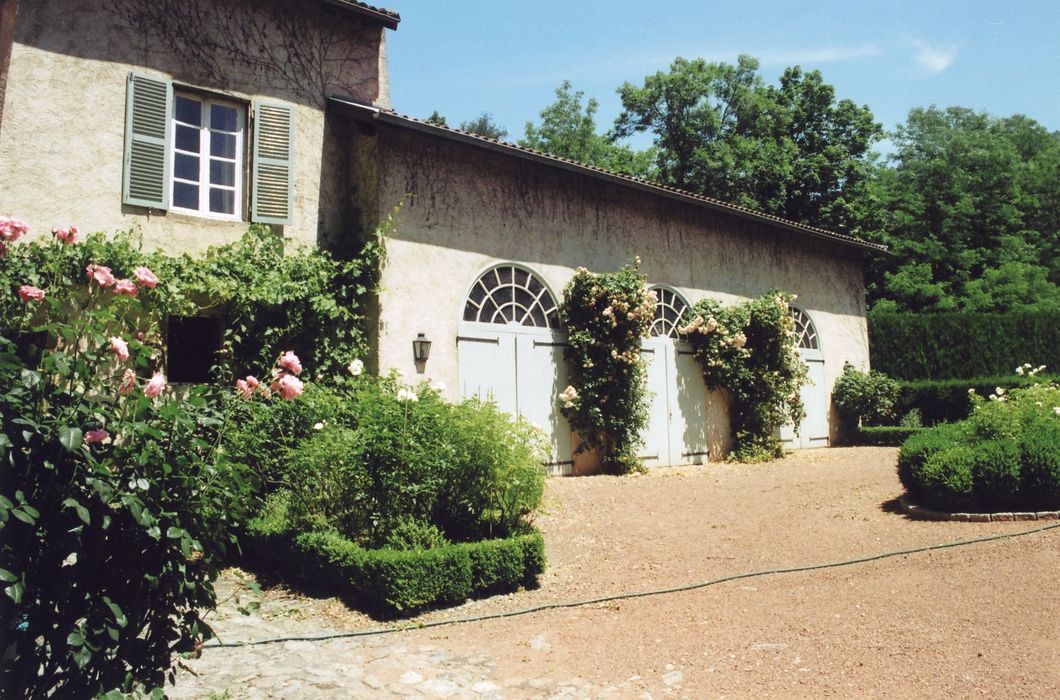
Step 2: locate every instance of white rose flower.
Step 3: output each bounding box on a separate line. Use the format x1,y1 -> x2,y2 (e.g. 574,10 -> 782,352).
348,358 -> 364,376
312,422 -> 325,430
1015,366 -> 1024,375
558,385 -> 578,404
397,388 -> 418,403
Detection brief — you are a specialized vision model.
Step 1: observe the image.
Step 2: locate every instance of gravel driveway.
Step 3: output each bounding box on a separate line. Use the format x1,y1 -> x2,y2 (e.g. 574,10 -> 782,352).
171,447 -> 1060,698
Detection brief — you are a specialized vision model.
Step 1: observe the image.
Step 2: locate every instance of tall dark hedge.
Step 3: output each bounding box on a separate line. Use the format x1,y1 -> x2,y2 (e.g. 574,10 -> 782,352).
869,311 -> 1060,380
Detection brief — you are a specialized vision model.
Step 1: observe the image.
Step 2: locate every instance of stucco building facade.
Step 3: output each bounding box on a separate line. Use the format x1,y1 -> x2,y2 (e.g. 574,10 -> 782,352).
0,0 -> 884,472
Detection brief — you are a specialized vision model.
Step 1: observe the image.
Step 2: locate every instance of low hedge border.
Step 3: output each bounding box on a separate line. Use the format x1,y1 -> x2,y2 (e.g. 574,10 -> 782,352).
899,494 -> 1060,523
850,426 -> 924,446
241,520 -> 545,617
895,375 -> 1059,426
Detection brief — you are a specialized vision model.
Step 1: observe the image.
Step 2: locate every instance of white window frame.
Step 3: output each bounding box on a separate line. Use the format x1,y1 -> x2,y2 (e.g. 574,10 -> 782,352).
169,93 -> 245,221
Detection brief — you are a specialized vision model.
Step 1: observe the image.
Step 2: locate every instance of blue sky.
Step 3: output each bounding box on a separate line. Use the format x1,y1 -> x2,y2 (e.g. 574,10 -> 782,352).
385,1 -> 1060,154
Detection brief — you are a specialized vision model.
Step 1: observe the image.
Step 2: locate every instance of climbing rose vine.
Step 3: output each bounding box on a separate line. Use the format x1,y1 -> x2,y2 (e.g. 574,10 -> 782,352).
559,260 -> 655,473
681,291 -> 808,462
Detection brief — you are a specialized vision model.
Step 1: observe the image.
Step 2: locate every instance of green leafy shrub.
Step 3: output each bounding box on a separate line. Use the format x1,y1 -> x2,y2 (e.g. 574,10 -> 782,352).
869,310 -> 1060,380
243,517 -> 545,617
382,518 -> 449,551
559,261 -> 654,473
280,378 -> 547,546
895,374 -> 1059,426
832,362 -> 900,427
0,228 -> 244,696
681,291 -> 806,461
897,380 -> 1060,511
851,426 -> 924,446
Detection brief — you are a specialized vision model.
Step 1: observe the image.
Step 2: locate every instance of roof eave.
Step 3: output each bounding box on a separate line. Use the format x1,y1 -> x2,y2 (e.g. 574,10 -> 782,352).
320,0 -> 400,29
329,98 -> 887,255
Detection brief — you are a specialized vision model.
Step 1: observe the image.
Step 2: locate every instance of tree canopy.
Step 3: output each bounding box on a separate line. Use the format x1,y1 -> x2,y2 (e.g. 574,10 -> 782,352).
612,56 -> 881,233
868,106 -> 1060,312
520,81 -> 655,178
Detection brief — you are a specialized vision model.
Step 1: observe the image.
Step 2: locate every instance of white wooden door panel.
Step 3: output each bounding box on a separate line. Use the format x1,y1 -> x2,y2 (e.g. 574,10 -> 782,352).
517,331 -> 574,475
457,329 -> 516,415
672,343 -> 709,464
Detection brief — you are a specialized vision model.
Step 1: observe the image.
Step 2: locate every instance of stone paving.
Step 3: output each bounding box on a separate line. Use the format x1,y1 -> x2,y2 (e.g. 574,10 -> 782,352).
167,581 -> 680,699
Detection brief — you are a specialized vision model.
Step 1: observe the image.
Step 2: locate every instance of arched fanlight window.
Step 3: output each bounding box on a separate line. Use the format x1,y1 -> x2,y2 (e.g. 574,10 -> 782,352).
791,307 -> 820,350
648,286 -> 690,338
463,264 -> 560,328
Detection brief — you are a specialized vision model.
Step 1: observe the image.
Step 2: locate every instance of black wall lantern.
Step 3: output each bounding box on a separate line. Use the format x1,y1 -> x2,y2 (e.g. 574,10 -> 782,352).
412,332 -> 432,362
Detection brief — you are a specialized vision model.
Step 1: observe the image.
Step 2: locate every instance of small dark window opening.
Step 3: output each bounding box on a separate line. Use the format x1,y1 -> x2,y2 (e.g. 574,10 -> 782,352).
166,316 -> 223,383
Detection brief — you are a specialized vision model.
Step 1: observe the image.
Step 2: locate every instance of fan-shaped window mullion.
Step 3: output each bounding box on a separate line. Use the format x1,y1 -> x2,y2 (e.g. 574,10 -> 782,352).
464,265 -> 559,328
648,286 -> 689,338
791,307 -> 819,350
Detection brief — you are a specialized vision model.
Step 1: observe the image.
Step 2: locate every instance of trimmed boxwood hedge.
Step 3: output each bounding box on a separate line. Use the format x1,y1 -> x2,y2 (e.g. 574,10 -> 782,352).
869,311 -> 1060,380
242,519 -> 545,617
897,391 -> 1060,512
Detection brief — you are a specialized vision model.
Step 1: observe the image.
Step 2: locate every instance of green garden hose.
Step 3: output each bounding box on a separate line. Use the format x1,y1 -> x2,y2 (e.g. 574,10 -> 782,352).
206,520 -> 1059,649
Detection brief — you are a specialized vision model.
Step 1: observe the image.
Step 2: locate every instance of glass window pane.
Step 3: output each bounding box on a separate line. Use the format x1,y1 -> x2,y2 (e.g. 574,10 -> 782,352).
210,104 -> 238,132
175,96 -> 201,126
210,132 -> 236,159
173,182 -> 198,209
209,159 -> 235,187
175,125 -> 200,153
174,153 -> 199,182
209,188 -> 235,215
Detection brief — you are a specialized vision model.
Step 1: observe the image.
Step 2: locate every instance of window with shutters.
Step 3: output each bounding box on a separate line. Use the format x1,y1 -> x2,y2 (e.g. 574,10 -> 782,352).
171,94 -> 244,219
123,72 -> 295,226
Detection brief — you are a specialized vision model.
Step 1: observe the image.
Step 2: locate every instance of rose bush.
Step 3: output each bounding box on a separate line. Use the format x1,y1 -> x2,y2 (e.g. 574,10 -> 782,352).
681,291 -> 807,462
559,261 -> 654,473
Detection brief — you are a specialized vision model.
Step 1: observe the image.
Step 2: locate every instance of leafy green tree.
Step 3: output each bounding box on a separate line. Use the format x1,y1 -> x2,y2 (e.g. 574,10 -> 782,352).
425,110 -> 448,126
613,56 -> 881,232
458,112 -> 508,140
868,106 -> 1060,312
520,81 -> 655,178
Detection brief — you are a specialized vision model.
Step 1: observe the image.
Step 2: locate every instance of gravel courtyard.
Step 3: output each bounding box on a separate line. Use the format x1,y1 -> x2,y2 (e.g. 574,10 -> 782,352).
171,447 -> 1059,698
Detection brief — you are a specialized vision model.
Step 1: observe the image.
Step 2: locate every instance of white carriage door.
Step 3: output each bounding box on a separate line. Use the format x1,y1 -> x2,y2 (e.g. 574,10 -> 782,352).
780,308 -> 829,450
639,337 -> 670,467
457,327 -> 517,415
672,341 -> 710,464
458,264 -> 573,475
516,329 -> 574,475
638,287 -> 708,467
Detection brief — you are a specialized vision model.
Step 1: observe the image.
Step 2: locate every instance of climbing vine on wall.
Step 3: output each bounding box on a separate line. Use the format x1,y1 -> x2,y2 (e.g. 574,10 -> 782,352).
681,291 -> 807,462
559,261 -> 655,473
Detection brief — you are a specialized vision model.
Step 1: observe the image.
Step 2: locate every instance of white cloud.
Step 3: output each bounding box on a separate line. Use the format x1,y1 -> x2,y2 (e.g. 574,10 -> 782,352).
754,44 -> 884,66
906,36 -> 959,75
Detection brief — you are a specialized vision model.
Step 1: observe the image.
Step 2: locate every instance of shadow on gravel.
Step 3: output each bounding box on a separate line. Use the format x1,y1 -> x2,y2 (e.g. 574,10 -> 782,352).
879,496 -> 904,515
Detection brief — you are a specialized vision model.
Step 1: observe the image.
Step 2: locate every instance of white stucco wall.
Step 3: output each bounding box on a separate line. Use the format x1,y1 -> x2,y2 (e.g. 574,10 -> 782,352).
365,126 -> 870,448
0,0 -> 389,254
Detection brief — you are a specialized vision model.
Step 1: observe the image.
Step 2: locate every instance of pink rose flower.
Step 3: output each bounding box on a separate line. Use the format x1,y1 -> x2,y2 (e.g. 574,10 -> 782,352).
113,279 -> 138,297
118,368 -> 137,396
109,336 -> 130,362
144,373 -> 166,398
18,285 -> 45,303
0,216 -> 29,243
245,375 -> 260,390
52,226 -> 79,244
235,379 -> 253,400
134,266 -> 158,289
86,264 -> 116,288
83,429 -> 110,444
276,373 -> 304,400
278,351 -> 303,376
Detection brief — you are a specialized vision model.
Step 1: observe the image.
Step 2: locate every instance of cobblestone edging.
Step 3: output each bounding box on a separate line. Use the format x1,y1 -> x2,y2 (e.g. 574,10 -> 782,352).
899,494 -> 1060,522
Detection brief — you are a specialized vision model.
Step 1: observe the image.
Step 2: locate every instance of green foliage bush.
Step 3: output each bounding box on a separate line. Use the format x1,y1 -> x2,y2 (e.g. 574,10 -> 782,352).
895,375 -> 1059,426
681,292 -> 806,461
897,382 -> 1060,511
559,262 -> 654,473
832,362 -> 900,427
869,311 -> 1060,380
0,233 -> 243,695
851,426 -> 924,446
243,515 -> 545,617
279,377 -> 547,546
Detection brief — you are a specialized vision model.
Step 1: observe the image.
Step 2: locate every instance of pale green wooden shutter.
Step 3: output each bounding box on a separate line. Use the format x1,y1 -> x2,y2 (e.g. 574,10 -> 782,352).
122,72 -> 172,209
251,102 -> 295,225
